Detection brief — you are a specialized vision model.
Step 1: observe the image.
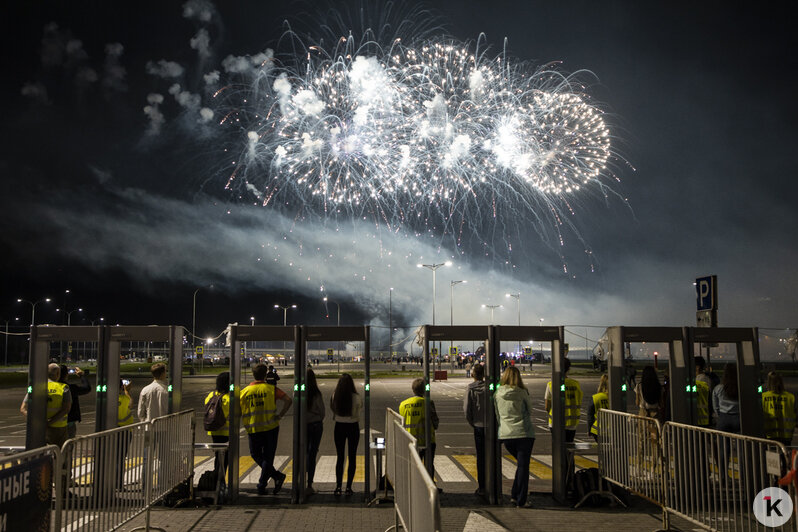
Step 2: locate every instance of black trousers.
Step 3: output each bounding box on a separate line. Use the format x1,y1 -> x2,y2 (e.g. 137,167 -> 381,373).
334,422 -> 359,488
307,421 -> 324,485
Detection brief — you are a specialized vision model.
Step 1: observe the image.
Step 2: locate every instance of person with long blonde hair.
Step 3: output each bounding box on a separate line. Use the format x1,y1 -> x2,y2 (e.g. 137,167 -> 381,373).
494,366 -> 535,508
587,374 -> 609,441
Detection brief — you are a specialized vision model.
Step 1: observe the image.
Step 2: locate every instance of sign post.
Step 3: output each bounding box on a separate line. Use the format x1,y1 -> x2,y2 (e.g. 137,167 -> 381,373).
696,275 -> 718,367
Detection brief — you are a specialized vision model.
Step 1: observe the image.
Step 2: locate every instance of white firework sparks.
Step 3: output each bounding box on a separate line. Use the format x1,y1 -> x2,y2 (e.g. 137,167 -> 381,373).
213,24 -> 621,269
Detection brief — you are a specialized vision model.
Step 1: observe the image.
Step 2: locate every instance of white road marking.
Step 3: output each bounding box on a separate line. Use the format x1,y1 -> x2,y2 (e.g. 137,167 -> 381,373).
433,455 -> 469,482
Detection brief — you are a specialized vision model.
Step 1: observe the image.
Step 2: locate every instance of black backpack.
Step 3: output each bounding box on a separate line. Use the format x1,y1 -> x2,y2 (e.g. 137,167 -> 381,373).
204,393 -> 226,432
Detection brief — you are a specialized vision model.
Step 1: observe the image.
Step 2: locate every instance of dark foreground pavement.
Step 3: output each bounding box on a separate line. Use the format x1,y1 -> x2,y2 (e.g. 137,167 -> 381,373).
114,493 -> 668,532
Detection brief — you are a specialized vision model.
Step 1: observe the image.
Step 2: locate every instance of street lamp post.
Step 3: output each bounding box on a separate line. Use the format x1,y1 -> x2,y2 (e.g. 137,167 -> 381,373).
418,261 -> 452,370
506,293 -> 521,355
450,280 -> 465,363
539,318 -> 544,357
482,304 -> 502,324
17,297 -> 51,327
274,304 -> 297,358
323,296 -> 341,372
56,308 -> 83,361
4,318 -> 19,366
389,288 -> 393,362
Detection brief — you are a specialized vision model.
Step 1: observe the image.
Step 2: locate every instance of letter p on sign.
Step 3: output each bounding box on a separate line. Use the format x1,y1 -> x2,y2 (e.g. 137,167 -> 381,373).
695,275 -> 717,311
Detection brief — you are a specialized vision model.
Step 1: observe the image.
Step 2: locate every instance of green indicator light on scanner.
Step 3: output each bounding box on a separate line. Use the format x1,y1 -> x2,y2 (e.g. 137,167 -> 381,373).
425,384 -> 430,391
758,385 -> 763,393
560,384 -> 566,392
229,384 -> 235,392
28,386 -> 33,393
301,384 -> 306,392
621,384 -> 627,392
167,385 -> 172,392
365,383 -> 370,391
294,384 -> 298,391
102,385 -> 108,392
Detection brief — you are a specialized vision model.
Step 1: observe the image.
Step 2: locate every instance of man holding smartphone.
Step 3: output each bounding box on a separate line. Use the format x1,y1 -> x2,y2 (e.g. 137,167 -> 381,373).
61,364 -> 92,439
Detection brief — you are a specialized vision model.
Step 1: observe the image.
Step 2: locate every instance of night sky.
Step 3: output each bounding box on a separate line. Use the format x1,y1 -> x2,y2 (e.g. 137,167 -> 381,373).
1,1 -> 796,346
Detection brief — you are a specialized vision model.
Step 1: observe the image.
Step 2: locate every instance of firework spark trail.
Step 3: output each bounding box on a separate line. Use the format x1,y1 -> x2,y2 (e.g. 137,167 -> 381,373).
212,23 -> 618,265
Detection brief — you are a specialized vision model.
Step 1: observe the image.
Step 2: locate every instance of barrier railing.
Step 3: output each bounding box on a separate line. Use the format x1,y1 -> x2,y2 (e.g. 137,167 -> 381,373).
385,408 -> 403,497
599,409 -> 798,532
385,408 -> 441,532
53,410 -> 194,532
663,422 -> 794,532
598,409 -> 665,507
0,445 -> 60,532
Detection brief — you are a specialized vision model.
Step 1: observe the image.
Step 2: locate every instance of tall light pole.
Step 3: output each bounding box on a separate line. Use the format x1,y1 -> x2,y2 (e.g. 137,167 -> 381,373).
17,297 -> 51,327
274,304 -> 297,358
506,293 -> 521,355
417,262 -> 452,325
274,304 -> 297,326
539,318 -> 544,357
418,261 -> 451,370
388,288 -> 393,361
4,317 -> 19,366
323,296 -> 341,372
450,280 -> 465,362
191,285 -> 213,352
481,304 -> 502,324
56,308 -> 82,362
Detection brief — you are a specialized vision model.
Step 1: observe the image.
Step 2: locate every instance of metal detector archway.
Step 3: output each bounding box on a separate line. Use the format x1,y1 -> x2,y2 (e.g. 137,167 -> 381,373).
690,327 -> 762,437
606,326 -> 762,435
606,327 -> 691,423
421,325 -> 567,504
226,325 -> 371,504
27,325 -> 184,449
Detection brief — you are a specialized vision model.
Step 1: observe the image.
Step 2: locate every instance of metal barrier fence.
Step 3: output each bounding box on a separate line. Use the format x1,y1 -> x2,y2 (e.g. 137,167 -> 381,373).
598,409 -> 665,507
53,410 -> 194,532
599,409 -> 798,532
663,422 -> 794,532
0,445 -> 60,532
385,408 -> 403,497
385,408 -> 441,532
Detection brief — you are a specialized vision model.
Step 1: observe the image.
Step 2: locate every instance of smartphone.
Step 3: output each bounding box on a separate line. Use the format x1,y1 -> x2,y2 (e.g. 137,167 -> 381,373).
122,379 -> 131,386
68,368 -> 76,375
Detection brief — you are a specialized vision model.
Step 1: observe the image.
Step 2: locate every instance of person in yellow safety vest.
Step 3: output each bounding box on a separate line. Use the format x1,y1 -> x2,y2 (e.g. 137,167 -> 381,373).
399,378 -> 439,477
240,364 -> 293,496
20,363 -> 72,448
694,362 -> 711,428
205,372 -> 231,477
118,379 -> 134,426
587,375 -> 609,441
762,372 -> 797,446
544,358 -> 583,442
115,379 -> 134,489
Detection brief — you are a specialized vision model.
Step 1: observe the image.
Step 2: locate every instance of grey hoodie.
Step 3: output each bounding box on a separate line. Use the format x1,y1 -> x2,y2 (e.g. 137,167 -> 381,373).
464,380 -> 486,428
494,385 -> 535,440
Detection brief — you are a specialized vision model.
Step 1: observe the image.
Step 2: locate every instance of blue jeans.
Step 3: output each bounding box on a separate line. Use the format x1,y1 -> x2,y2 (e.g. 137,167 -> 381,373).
503,437 -> 534,506
248,427 -> 280,489
473,426 -> 485,490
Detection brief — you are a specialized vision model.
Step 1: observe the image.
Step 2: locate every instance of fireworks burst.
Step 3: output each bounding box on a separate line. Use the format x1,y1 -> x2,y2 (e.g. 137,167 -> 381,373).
213,17 -> 621,269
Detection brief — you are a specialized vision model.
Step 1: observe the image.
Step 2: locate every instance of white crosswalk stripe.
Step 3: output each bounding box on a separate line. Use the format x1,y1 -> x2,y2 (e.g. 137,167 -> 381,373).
194,453 -> 594,485
241,455 -> 288,485
433,455 -> 469,482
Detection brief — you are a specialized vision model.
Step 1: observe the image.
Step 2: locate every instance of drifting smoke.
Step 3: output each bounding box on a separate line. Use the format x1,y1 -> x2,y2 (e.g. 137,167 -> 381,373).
190,28 -> 211,58
143,93 -> 165,135
182,0 -> 215,23
21,82 -> 50,104
103,43 -> 127,92
146,60 -> 185,79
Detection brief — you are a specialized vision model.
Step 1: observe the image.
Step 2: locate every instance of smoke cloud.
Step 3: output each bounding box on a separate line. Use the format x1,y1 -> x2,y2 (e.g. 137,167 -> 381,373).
146,60 -> 185,79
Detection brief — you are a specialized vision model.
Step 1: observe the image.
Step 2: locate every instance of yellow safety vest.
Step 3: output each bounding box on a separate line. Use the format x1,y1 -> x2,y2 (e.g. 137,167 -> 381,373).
205,391 -> 231,436
763,391 -> 797,440
399,396 -> 435,446
547,378 -> 583,429
47,381 -> 68,428
240,382 -> 278,434
696,380 -> 710,427
118,394 -> 134,426
590,392 -> 609,436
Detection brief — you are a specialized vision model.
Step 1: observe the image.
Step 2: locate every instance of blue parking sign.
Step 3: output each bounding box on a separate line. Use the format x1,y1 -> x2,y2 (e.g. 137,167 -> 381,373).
696,275 -> 717,311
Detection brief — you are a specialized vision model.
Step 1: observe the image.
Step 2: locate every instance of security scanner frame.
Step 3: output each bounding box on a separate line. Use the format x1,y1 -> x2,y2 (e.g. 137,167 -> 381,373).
226,325 -> 371,504
689,327 -> 762,437
27,325 -> 184,450
606,327 -> 691,423
605,326 -> 762,436
421,325 -> 567,504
